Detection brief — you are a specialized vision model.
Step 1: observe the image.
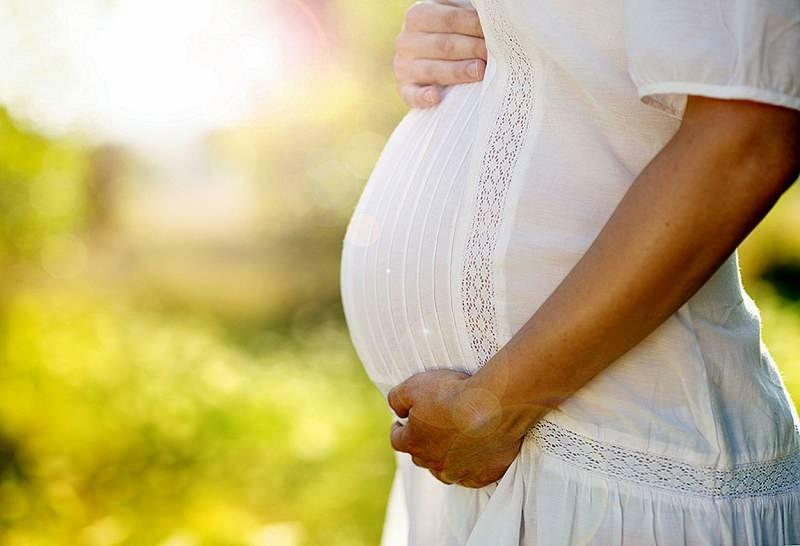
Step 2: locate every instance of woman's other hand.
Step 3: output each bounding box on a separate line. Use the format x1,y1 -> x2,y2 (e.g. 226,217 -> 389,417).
387,369 -> 525,488
394,0 -> 487,108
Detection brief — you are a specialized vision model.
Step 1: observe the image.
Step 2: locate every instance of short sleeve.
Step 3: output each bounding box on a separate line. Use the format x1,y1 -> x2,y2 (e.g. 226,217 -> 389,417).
624,0 -> 800,120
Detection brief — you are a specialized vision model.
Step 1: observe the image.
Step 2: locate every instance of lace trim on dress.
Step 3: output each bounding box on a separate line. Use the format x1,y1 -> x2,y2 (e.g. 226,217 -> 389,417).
460,0 -> 534,368
528,418 -> 800,499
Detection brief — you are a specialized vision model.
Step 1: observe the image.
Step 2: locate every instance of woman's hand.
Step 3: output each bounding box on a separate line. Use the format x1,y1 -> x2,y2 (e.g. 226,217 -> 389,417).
394,0 -> 487,108
387,369 -> 526,488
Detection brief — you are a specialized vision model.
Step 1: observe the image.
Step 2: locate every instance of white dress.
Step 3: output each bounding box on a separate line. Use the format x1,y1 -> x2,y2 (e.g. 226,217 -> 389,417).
339,0 -> 800,544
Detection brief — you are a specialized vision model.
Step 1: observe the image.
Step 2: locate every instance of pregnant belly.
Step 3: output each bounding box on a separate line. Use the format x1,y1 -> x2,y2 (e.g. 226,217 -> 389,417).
340,82 -> 483,397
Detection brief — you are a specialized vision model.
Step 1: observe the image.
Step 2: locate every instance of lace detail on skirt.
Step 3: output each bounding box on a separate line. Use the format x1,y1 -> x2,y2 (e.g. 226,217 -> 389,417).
460,0 -> 534,367
528,418 -> 800,499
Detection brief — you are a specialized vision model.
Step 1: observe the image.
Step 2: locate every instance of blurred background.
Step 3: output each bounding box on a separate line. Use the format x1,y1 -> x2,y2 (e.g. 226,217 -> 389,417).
0,1 -> 798,545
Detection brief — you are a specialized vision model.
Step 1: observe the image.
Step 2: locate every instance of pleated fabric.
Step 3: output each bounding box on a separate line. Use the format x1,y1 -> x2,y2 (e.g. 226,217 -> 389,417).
341,81 -> 485,397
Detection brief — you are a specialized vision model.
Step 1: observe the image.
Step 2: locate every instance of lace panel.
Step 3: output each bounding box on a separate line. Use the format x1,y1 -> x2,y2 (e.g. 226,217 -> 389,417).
528,418 -> 800,499
460,0 -> 534,367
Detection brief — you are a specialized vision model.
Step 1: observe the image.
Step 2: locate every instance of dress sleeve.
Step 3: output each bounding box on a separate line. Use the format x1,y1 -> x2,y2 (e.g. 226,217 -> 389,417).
624,0 -> 800,120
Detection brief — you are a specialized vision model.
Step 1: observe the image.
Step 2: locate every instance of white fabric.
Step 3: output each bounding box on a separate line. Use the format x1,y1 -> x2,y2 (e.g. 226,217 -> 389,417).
625,0 -> 800,119
340,0 -> 800,544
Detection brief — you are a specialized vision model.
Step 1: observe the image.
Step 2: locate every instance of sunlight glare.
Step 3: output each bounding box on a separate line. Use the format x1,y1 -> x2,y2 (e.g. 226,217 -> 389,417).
0,0 -> 286,148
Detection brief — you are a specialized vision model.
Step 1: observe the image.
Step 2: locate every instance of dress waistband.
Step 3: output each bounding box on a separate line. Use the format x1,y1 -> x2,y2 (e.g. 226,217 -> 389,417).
526,418 -> 800,499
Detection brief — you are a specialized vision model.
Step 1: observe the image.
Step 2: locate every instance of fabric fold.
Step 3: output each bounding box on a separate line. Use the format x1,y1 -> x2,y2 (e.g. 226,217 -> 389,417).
464,450 -> 528,546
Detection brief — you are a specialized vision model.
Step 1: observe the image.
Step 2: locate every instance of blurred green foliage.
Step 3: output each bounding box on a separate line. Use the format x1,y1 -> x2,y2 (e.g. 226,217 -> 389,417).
0,287 -> 394,545
0,1 -> 799,544
0,110 -> 88,263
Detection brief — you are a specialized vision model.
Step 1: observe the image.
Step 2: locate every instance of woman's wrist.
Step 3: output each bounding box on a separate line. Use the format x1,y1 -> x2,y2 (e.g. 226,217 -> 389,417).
463,353 -> 551,441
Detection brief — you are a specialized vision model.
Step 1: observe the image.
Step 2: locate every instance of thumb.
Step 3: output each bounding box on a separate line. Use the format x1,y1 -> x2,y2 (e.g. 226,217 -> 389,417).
390,420 -> 412,453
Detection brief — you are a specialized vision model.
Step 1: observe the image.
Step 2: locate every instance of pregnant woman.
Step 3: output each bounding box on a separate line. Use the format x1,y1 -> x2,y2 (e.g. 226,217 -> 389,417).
340,0 -> 800,544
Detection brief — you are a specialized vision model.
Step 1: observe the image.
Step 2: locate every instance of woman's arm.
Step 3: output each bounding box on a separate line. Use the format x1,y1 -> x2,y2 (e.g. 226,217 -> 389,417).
466,95 -> 800,436
387,96 -> 800,488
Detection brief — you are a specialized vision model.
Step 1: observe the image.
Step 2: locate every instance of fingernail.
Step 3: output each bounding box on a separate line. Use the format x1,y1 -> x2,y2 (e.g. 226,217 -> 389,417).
424,88 -> 436,103
468,61 -> 479,79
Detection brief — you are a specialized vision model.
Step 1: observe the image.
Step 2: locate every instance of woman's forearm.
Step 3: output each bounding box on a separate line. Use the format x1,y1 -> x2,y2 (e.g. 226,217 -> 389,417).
467,96 -> 800,439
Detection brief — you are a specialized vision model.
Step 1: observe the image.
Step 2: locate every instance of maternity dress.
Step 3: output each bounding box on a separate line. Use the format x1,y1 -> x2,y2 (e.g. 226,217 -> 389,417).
339,0 -> 800,543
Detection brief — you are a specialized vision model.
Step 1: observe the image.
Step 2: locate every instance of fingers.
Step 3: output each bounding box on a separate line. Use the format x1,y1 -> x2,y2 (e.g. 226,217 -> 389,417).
391,419 -> 487,487
394,57 -> 486,87
392,420 -> 448,479
387,383 -> 413,418
396,31 -> 487,61
390,420 -> 411,453
398,83 -> 443,109
404,2 -> 484,38
394,1 -> 486,108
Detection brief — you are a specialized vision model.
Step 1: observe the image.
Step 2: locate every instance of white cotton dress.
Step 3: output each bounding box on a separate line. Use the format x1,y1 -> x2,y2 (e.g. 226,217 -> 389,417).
339,0 -> 800,544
